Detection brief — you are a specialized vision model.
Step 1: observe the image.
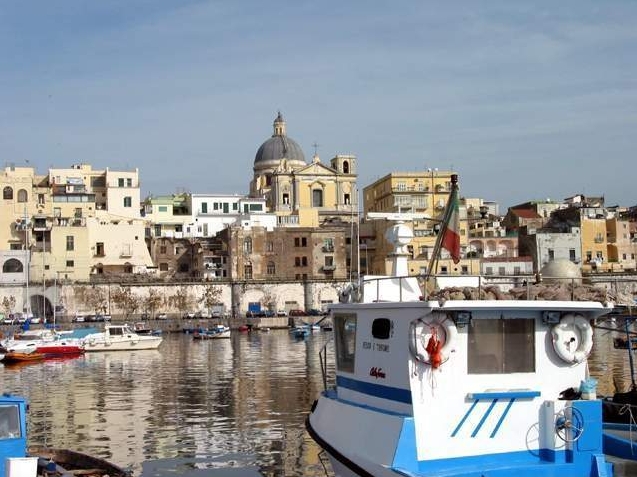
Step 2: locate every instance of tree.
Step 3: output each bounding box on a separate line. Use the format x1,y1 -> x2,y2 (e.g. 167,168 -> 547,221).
167,286 -> 194,315
110,286 -> 140,318
199,284 -> 222,313
2,296 -> 16,317
144,288 -> 163,318
85,287 -> 107,314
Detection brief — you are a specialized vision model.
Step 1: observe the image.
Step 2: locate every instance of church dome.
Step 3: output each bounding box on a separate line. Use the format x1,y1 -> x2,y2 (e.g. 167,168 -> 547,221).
254,112 -> 306,166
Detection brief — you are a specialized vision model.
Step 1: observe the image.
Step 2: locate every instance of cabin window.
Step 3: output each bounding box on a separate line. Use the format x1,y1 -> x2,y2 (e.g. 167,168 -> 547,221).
372,318 -> 392,340
0,404 -> 21,439
467,318 -> 535,374
334,313 -> 356,373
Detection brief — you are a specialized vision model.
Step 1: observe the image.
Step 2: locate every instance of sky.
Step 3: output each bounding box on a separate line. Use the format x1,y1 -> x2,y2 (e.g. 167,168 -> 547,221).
1,1 -> 636,210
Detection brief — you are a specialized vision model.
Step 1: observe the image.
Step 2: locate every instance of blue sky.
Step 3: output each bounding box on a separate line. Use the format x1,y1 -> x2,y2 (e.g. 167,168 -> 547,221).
1,1 -> 635,209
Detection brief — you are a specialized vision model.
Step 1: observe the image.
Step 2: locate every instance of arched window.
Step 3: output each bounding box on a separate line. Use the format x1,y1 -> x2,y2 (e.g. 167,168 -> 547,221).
343,161 -> 349,174
3,186 -> 13,200
312,189 -> 323,207
267,261 -> 276,275
17,189 -> 28,203
2,258 -> 24,273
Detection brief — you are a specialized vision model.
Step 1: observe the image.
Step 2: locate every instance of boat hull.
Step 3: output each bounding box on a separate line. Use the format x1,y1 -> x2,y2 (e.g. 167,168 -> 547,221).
84,337 -> 162,351
28,446 -> 131,477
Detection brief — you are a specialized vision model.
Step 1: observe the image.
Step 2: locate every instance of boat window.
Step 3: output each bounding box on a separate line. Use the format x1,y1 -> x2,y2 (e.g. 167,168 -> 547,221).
468,319 -> 535,374
110,327 -> 123,336
372,318 -> 392,340
0,405 -> 21,439
334,313 -> 356,373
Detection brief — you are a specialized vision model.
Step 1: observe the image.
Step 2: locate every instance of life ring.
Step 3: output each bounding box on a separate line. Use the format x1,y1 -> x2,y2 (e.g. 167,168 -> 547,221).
409,314 -> 457,368
551,314 -> 593,364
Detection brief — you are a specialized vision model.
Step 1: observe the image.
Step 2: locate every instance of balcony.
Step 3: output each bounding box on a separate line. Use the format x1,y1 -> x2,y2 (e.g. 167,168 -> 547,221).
321,265 -> 336,272
322,245 -> 334,253
32,218 -> 52,231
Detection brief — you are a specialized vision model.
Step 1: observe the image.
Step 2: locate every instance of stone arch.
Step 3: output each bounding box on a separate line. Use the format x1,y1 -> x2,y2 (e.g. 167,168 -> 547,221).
3,186 -> 13,200
3,258 -> 23,273
17,189 -> 28,203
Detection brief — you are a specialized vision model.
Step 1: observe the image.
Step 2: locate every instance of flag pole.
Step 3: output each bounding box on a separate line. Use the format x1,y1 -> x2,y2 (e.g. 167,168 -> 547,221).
424,174 -> 459,291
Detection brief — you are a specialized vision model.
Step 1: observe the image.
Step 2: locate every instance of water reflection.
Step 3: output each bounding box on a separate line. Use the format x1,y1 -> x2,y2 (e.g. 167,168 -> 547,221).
1,330 -> 334,477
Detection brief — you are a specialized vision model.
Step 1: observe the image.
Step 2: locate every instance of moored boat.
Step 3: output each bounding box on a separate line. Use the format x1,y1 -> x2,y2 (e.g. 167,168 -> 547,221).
82,324 -> 162,351
305,198 -> 627,477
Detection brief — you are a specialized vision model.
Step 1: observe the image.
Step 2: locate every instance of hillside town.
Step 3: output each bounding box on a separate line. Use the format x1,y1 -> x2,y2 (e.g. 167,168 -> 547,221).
1,113 -> 636,319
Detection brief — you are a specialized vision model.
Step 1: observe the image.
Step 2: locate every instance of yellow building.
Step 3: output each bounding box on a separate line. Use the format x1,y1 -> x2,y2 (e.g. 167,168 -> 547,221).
0,163 -> 153,285
362,170 -> 471,276
250,112 -> 358,227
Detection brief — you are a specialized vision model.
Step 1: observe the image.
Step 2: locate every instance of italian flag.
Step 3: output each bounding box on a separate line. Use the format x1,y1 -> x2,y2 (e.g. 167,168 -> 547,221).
440,187 -> 461,264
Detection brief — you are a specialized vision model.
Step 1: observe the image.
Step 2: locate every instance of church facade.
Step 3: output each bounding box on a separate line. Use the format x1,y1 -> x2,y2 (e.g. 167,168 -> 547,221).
250,112 -> 358,227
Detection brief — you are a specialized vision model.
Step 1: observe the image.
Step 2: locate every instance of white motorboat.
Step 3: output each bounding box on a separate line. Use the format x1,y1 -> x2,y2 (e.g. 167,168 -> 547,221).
82,324 -> 162,351
306,192 -> 623,477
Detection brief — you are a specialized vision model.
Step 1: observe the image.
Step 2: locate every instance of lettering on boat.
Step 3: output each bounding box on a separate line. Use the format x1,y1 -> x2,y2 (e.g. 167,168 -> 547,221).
369,367 -> 386,379
363,341 -> 372,349
374,343 -> 389,352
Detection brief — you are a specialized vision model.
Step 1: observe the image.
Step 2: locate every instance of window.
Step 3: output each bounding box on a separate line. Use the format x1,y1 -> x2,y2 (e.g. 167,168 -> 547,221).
159,263 -> 169,271
244,237 -> 252,254
66,260 -> 74,267
96,242 -> 104,256
158,206 -> 168,212
498,267 -> 506,275
66,236 -> 74,251
244,264 -> 253,279
0,404 -> 21,439
397,181 -> 406,191
267,261 -> 275,275
266,241 -> 274,252
468,318 -> 535,374
38,194 -> 45,205
175,224 -> 182,232
123,196 -> 132,208
302,237 -> 307,247
202,203 -> 208,213
3,186 -> 13,200
160,245 -> 167,254
283,193 -> 290,204
154,225 -> 162,236
312,189 -> 323,207
295,257 -> 301,267
485,266 -> 493,275
302,256 -> 308,266
344,193 -> 350,205
295,237 -> 300,247
2,259 -> 23,273
461,265 -> 469,275
343,160 -> 349,174
569,249 -> 576,261
586,251 -> 592,262
118,178 -> 124,187
324,256 -> 334,267
126,178 -> 132,187
334,314 -> 356,373
17,189 -> 28,203
548,249 -> 554,261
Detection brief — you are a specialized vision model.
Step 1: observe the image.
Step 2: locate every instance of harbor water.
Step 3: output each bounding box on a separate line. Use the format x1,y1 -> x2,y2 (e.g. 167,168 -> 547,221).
0,323 -> 634,476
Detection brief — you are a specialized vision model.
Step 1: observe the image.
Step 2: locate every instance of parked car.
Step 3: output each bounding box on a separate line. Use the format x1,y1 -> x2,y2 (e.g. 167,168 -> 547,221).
156,313 -> 168,320
72,314 -> 85,323
289,309 -> 306,316
183,312 -> 196,319
276,309 -> 288,317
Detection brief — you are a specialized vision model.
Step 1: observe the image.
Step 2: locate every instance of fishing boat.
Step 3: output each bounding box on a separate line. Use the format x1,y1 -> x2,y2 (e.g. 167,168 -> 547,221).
82,324 -> 162,351
305,178 -> 629,477
0,394 -> 131,477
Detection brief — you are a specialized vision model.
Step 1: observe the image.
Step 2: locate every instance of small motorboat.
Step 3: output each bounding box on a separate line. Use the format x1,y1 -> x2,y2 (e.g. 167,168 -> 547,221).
1,351 -> 45,363
291,327 -> 309,339
1,394 -> 132,477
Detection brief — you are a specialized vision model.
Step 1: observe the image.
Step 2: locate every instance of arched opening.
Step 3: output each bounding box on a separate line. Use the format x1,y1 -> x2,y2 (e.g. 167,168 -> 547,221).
343,160 -> 349,174
2,258 -> 23,273
3,186 -> 13,200
17,189 -> 28,203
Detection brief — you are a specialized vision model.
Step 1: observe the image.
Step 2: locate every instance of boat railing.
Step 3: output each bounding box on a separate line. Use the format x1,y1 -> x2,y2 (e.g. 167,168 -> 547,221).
357,273 -> 630,303
319,342 -> 328,392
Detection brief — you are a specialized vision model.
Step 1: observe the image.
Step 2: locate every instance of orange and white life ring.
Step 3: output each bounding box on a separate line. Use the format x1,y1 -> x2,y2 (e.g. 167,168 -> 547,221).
551,314 -> 593,364
409,314 -> 457,368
